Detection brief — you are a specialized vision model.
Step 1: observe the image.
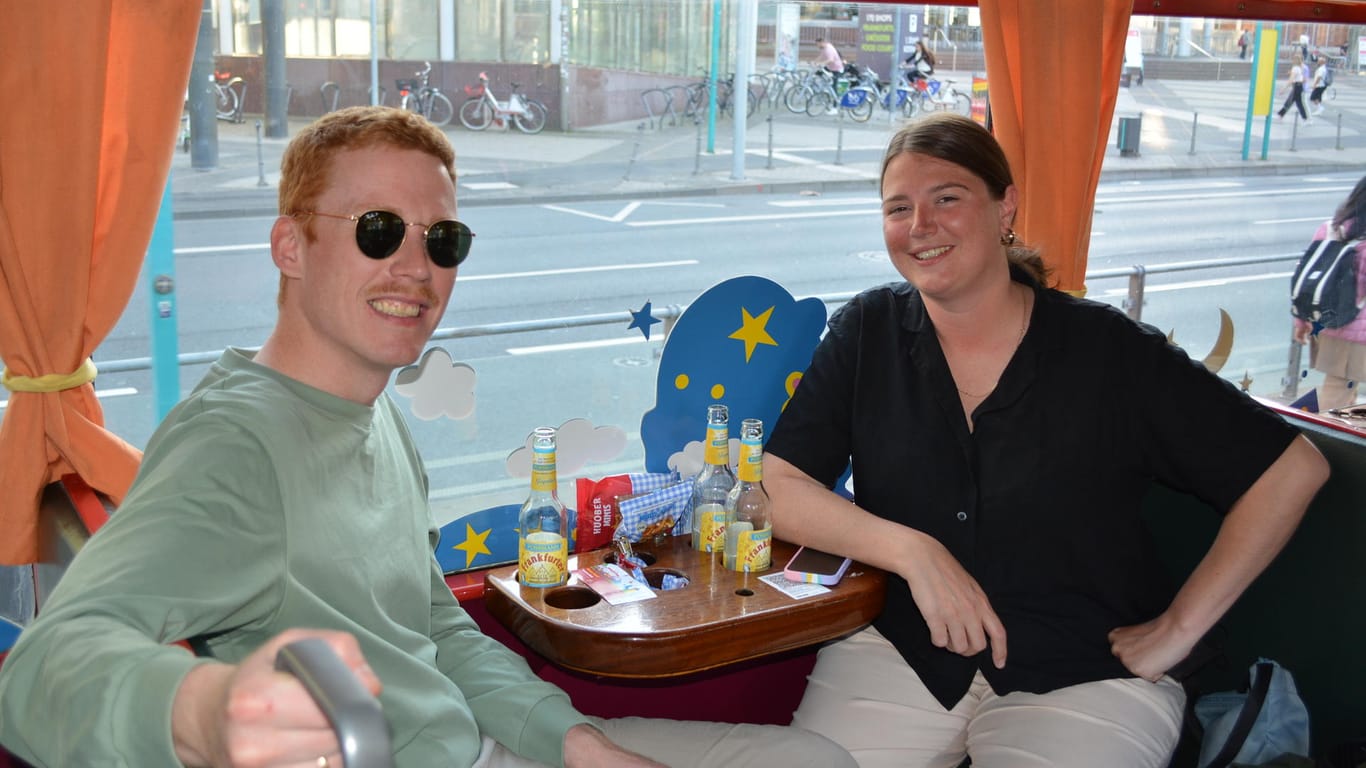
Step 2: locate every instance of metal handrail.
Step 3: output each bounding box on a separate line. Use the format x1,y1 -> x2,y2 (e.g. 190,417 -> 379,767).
90,254 -> 1299,375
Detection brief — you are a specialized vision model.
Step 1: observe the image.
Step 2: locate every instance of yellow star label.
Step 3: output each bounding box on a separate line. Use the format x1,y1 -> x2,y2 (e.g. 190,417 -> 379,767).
728,306 -> 778,362
452,523 -> 493,569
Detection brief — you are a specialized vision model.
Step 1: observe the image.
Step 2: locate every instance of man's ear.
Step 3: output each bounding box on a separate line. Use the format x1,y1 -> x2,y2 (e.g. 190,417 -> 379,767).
271,216 -> 304,279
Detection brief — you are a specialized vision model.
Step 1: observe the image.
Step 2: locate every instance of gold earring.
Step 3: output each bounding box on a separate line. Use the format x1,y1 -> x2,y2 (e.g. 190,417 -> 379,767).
1000,229 -> 1017,246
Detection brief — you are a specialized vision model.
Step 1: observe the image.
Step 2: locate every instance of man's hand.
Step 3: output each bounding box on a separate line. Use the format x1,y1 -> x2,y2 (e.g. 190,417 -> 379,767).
563,723 -> 666,768
899,535 -> 1008,668
172,629 -> 382,767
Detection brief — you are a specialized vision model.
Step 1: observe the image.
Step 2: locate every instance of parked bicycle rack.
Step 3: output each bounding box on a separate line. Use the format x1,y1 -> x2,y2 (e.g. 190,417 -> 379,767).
639,87 -> 679,129
321,81 -> 341,113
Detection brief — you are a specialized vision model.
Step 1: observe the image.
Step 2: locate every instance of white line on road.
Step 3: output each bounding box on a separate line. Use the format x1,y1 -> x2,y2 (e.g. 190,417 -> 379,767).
507,336 -> 660,355
175,243 -> 269,254
542,201 -> 642,222
628,208 -> 876,227
768,197 -> 881,207
459,259 -> 696,281
1254,217 -> 1329,225
1096,185 -> 1350,205
1098,271 -> 1292,296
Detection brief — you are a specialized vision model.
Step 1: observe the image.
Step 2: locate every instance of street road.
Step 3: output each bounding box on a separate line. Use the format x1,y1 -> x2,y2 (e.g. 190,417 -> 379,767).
52,168 -> 1360,523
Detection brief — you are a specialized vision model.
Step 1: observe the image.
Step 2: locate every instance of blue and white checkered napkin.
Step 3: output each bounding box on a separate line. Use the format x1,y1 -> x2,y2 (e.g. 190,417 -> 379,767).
618,472 -> 692,541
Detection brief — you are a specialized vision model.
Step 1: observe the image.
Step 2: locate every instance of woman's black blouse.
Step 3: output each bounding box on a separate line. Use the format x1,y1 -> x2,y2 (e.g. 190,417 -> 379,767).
764,274 -> 1298,709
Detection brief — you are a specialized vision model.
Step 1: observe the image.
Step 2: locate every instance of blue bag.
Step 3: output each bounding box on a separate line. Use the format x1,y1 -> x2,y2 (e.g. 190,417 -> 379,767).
1195,659 -> 1311,768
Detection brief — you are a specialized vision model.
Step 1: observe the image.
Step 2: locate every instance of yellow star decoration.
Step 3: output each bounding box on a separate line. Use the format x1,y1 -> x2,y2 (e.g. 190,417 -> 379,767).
452,523 -> 493,569
728,305 -> 779,362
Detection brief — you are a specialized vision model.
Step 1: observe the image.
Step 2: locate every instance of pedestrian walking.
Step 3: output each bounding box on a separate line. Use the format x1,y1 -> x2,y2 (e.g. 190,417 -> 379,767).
1309,55 -> 1328,115
1277,53 -> 1310,123
1237,30 -> 1249,59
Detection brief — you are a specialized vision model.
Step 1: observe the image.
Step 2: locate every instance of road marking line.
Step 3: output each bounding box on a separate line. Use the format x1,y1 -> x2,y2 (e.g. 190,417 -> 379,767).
769,197 -> 881,208
1096,184 -> 1350,205
459,259 -> 696,281
1098,271 -> 1292,296
507,336 -> 659,355
542,201 -> 642,222
175,243 -> 269,254
627,208 -> 875,227
1255,216 -> 1330,225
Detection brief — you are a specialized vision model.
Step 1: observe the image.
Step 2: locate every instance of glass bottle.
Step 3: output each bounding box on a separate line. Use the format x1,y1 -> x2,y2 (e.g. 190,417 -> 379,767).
518,427 -> 569,588
724,418 -> 773,572
690,404 -> 736,554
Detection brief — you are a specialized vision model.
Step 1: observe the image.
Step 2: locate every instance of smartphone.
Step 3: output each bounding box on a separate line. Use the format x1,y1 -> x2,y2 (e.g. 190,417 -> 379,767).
783,546 -> 852,586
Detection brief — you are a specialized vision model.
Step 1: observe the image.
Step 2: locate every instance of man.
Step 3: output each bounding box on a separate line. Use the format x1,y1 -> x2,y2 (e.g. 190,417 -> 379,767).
812,36 -> 844,75
0,107 -> 854,768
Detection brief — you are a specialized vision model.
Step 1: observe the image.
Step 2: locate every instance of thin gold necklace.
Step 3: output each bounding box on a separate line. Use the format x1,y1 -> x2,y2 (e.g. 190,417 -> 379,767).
952,289 -> 1029,399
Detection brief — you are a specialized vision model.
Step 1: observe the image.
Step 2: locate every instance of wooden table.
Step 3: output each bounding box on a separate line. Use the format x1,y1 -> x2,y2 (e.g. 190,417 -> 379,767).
482,536 -> 886,678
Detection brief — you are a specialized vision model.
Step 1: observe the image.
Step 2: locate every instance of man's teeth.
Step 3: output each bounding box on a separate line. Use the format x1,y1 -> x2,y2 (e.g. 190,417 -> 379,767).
915,246 -> 950,261
370,299 -> 420,318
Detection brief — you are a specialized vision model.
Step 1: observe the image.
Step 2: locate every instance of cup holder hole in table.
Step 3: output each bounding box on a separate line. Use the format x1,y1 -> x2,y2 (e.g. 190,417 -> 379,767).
544,587 -> 602,609
603,551 -> 657,566
734,588 -> 755,597
644,568 -> 688,589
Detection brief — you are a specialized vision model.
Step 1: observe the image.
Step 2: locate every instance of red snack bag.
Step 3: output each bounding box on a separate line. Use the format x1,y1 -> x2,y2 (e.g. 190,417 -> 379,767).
575,474 -> 633,552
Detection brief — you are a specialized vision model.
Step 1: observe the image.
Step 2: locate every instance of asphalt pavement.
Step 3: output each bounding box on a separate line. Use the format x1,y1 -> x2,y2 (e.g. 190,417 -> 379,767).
170,71 -> 1366,220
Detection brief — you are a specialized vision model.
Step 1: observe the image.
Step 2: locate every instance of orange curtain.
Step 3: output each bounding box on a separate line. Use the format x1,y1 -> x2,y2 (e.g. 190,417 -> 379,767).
978,0 -> 1132,294
0,2 -> 198,565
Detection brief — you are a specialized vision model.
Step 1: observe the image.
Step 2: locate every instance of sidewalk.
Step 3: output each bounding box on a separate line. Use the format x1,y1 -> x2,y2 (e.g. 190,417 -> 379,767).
170,74 -> 1366,220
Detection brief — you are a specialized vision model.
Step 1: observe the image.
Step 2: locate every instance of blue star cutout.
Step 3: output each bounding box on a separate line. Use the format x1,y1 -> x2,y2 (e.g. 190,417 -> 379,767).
628,301 -> 662,340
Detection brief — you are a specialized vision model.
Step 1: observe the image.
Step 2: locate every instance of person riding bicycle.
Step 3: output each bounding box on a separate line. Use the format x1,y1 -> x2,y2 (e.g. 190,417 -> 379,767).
902,41 -> 936,86
812,37 -> 845,75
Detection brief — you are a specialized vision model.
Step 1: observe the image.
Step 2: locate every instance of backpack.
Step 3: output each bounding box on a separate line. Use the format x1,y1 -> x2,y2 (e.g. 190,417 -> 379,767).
1324,65 -> 1335,86
1194,659 -> 1312,768
1290,222 -> 1364,329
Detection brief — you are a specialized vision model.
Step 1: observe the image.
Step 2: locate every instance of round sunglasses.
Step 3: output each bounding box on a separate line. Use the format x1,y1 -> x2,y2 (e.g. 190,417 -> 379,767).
297,210 -> 474,268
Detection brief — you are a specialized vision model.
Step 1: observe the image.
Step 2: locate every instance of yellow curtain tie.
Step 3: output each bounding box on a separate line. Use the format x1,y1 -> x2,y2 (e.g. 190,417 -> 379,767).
2,358 -> 98,393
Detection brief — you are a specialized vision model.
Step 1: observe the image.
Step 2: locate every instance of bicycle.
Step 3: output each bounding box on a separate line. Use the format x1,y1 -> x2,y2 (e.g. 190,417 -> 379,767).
457,72 -> 548,134
681,70 -> 758,120
397,62 -> 454,127
908,77 -> 972,117
212,70 -> 244,122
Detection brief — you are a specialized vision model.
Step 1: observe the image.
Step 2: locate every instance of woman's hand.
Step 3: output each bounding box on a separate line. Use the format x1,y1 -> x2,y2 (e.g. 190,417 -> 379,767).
899,534 -> 1008,668
1108,614 -> 1197,683
1292,318 -> 1313,345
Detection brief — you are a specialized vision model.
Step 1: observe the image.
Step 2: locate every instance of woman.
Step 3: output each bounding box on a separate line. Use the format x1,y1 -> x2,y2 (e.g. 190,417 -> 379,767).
902,40 -> 936,86
1293,174 -> 1366,411
1308,55 -> 1329,115
1277,52 -> 1310,122
763,113 -> 1329,768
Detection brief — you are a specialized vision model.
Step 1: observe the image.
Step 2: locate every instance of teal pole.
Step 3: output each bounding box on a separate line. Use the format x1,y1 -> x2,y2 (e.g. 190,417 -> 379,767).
708,0 -> 721,153
1241,22 -> 1259,160
147,180 -> 180,421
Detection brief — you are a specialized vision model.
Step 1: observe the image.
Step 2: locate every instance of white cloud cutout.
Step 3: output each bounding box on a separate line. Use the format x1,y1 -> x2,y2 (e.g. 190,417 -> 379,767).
393,347 -> 476,421
666,438 -> 740,479
505,418 -> 628,478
